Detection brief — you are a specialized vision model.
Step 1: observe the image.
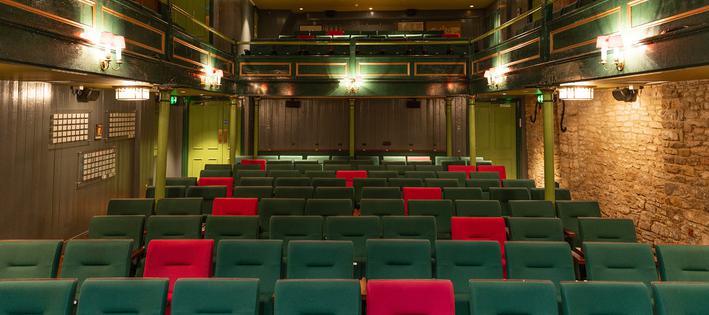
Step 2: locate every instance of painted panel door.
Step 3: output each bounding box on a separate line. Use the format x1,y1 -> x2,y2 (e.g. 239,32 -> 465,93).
476,102 -> 518,179
188,102 -> 229,177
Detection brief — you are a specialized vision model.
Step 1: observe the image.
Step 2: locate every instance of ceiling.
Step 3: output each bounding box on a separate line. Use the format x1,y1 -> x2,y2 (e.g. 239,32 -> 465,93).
251,0 -> 495,12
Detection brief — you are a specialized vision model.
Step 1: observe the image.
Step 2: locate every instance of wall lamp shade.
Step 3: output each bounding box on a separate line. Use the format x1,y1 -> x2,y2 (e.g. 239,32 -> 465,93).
339,75 -> 363,94
115,87 -> 151,101
558,86 -> 594,100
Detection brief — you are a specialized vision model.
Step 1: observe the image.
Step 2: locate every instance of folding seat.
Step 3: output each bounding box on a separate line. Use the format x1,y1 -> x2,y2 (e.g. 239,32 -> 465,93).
402,187 -> 442,214
311,177 -> 346,187
382,156 -> 407,164
0,279 -> 76,314
204,216 -> 259,241
306,155 -> 330,163
447,165 -> 475,178
88,215 -> 145,250
237,170 -> 267,178
77,279 -> 168,315
407,200 -> 453,239
273,186 -> 314,198
305,170 -> 336,178
313,187 -> 354,201
656,244 -> 709,281
212,197 -> 258,216
415,165 -> 443,172
186,186 -> 228,214
388,178 -> 423,187
360,199 -> 406,216
145,185 -> 186,198
381,216 -> 436,247
353,178 -> 388,201
451,217 -> 506,256
60,240 -> 132,289
556,201 -> 601,246
324,216 -> 381,263
270,216 -> 324,254
367,170 -> 398,178
144,215 -> 202,243
268,170 -> 302,178
405,171 -> 436,179
154,197 -> 202,215
578,218 -> 637,243
560,281 -> 653,315
361,187 -> 402,199
386,165 -> 415,175
259,198 -> 306,235
324,164 -> 354,171
287,241 -> 354,279
652,282 -> 709,315
436,241 -> 503,305
442,160 -> 467,169
233,186 -> 273,199
172,278 -> 259,315
468,171 -> 500,180
477,165 -> 506,180
275,279 -> 361,315
583,242 -> 658,283
236,163 -> 264,171
531,188 -> 572,200
366,239 -> 432,279
505,241 -> 575,290
275,177 -> 311,186
0,240 -> 62,278
167,177 -> 198,186
241,159 -> 267,170
107,198 -> 154,216
358,164 -> 382,171
507,218 -> 564,241
279,155 -> 304,161
442,187 -> 482,200
143,239 -> 213,299
305,198 -> 353,216
508,200 -> 555,217
205,164 -> 232,170
295,163 -> 323,172
407,156 -> 432,164
435,156 -> 459,166
455,200 -> 502,217
200,169 -> 232,178
502,179 -> 535,188
469,280 -> 558,315
336,170 -> 367,187
465,179 -> 500,199
258,156 -> 279,161
489,187 -> 531,216
268,164 -> 295,171
425,178 -> 460,188
366,280 -> 454,315
436,171 -> 467,186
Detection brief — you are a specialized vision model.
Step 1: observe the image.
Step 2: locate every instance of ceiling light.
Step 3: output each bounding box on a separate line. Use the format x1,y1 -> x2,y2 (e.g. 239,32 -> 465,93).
299,7 -> 303,11
369,7 -> 373,10
558,86 -> 595,101
469,4 -> 475,8
115,87 -> 151,101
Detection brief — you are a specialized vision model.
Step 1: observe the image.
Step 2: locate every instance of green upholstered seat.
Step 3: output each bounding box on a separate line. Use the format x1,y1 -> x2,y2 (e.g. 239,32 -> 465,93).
469,172 -> 500,180
236,170 -> 267,178
60,240 -> 132,289
502,179 -> 535,188
270,216 -> 324,255
442,187 -> 483,201
425,178 -> 460,188
274,279 -> 361,315
145,185 -> 186,198
0,240 -> 62,278
405,171 -> 437,179
0,279 -> 76,315
361,187 -> 402,199
275,177 -> 311,186
200,169 -> 232,177
324,216 -> 381,262
205,216 -> 259,241
306,155 -> 330,163
234,186 -> 273,199
465,179 -> 500,199
508,200 -> 555,217
273,186 -> 314,199
652,282 -> 709,315
656,244 -> 709,281
259,198 -> 306,234
311,178 -> 346,187
295,163 -> 323,172
386,165 -> 413,174
455,200 -> 502,217
166,177 -> 198,186
489,187 -> 531,216
360,199 -> 405,216
305,199 -> 353,216
436,241 -> 503,294
268,170 -> 302,178
387,178 -> 423,187
323,164 -> 353,171
239,177 -> 275,186
436,171 -> 467,186
287,241 -> 354,279
215,239 -> 283,301
366,239 -> 432,279
268,164 -> 296,171
205,164 -> 233,170
172,278 -> 259,315
353,178 -> 388,202
235,164 -> 263,171
77,279 -> 168,315
367,171 -> 398,179
505,241 -> 575,290
560,281 -> 652,315
507,218 -> 564,241
313,187 -> 354,201
88,215 -> 145,250
107,198 -> 154,216
381,216 -> 436,246
185,186 -> 228,214
304,171 -> 336,178
556,201 -> 601,246
279,155 -> 304,161
469,280 -> 558,315
154,197 -> 203,215
144,215 -> 202,243
415,165 -> 443,171
407,200 -> 454,239
531,188 -> 572,200
578,218 -> 637,243
583,242 -> 658,283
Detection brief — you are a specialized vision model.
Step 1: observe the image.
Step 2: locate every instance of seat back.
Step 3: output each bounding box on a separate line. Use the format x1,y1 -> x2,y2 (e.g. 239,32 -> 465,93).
269,164 -> 296,171
508,200 -> 555,217
402,187 -> 441,214
583,242 -> 658,283
415,165 -> 443,171
275,279 -> 361,315
367,171 -> 398,178
505,241 -> 575,287
468,171 -> 500,180
166,177 -> 198,186
212,197 -> 259,216
656,244 -> 709,281
360,199 -> 405,216
88,215 -> 145,250
215,239 -> 282,298
469,280 -> 559,315
275,177 -> 311,186
143,239 -> 214,295
455,200 -> 502,217
305,199 -> 353,216
186,186 -> 228,214
578,218 -> 637,243
200,169 -> 233,178
145,185 -> 187,198
144,215 -> 202,243
77,279 -> 168,315
270,216 -> 324,242
407,200 -> 453,238
304,171 -> 336,178
489,187 -> 530,216
0,240 -> 62,278
531,188 -> 572,200
465,179 -> 501,199
508,218 -> 564,241
560,281 -> 653,315
556,201 -> 601,245
172,279 -> 259,315
361,187 -> 402,199
436,241 -> 503,293
107,198 -> 154,216
335,170 -> 368,187
313,187 -> 354,201
311,178 -> 346,187
287,241 -> 353,279
205,164 -> 232,170
205,216 -> 259,241
0,279 -> 76,315
437,171 -> 468,185
60,240 -> 132,287
234,186 -> 273,199
442,187 -> 483,200
366,239 -> 432,279
447,165 -> 475,177
295,163 -> 323,172
425,178 -> 460,188
366,280 -> 454,315
353,178 -> 388,201
381,216 -> 436,245
197,177 -> 234,197
155,197 -> 202,215
405,171 -> 436,179
273,186 -> 314,199
451,217 -> 506,253
239,177 -> 274,186
324,216 -> 381,262
268,170 -> 302,178
259,198 -> 306,233
477,165 -> 506,179
502,179 -> 535,188
236,170 -> 267,178
240,159 -> 267,170
652,282 -> 709,315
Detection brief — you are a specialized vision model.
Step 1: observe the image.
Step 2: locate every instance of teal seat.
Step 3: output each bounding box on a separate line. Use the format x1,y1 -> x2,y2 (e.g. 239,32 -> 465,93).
88,215 -> 145,250
274,280 -> 361,315
236,170 -> 267,178
443,187 -> 483,200
77,279 -> 168,315
186,186 -> 228,214
436,171 -> 467,186
205,164 -> 232,170
405,171 -> 436,179
234,186 -> 273,199
583,242 -> 658,283
469,172 -> 500,180
144,215 -> 202,243
436,241 -> 503,296
386,165 -> 415,175
273,186 -> 314,199
145,185 -> 186,198
259,198 -> 306,234
465,179 -> 500,199
505,241 -> 575,292
367,171 -> 398,178
200,169 -> 232,177
656,244 -> 709,281
205,216 -> 259,241
455,200 -> 502,217
415,165 -> 443,171
556,201 -> 601,246
323,164 -> 353,171
287,241 -> 353,279
311,178 -> 346,187
361,187 -> 402,199
408,200 -> 453,239
240,177 -> 275,186
354,178 -> 389,202
578,218 -> 637,243
279,155 -> 303,161
560,281 -> 652,315
652,282 -> 709,315
306,155 -> 330,163
215,240 -> 283,303
360,199 -> 405,216
268,170 -> 301,178
154,197 -> 203,215
502,179 -> 535,188
268,164 -> 295,171
381,216 -> 436,248
508,218 -> 564,241
275,177 -> 311,186
489,187 -> 530,216
508,200 -> 555,217
0,279 -> 76,315
295,164 -> 323,172
388,178 -> 423,187
107,198 -> 154,216
270,216 -> 324,254
425,178 -> 460,188
531,188 -> 572,200
305,199 -> 353,216
60,240 -> 132,289
469,280 -> 558,315
172,279 -> 259,315
366,239 -> 432,279
0,240 -> 62,278
313,187 -> 354,201
167,177 -> 198,186
324,216 -> 381,263
304,171 -> 336,178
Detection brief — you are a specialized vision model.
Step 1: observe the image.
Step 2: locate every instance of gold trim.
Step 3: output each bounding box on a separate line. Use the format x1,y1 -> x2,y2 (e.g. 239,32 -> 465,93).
295,63 -> 348,78
173,37 -> 210,68
357,62 -> 411,77
101,6 -> 165,54
413,62 -> 467,77
239,62 -> 292,77
628,1 -> 709,30
214,54 -> 235,75
0,0 -> 95,30
474,37 -> 540,74
549,6 -> 621,54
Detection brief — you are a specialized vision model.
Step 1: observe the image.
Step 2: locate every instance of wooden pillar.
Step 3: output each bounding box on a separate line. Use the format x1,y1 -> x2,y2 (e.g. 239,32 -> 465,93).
253,97 -> 260,158
542,89 -> 556,202
468,96 -> 477,163
154,88 -> 173,200
349,98 -> 356,158
445,97 -> 454,156
229,96 -> 241,163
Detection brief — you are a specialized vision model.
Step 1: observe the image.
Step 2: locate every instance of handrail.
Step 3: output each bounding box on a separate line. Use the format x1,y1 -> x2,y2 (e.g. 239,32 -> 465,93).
470,5 -> 543,44
236,40 -> 470,46
171,4 -> 235,44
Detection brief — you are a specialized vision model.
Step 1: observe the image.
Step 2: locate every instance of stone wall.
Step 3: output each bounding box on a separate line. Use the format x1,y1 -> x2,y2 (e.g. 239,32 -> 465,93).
525,80 -> 709,245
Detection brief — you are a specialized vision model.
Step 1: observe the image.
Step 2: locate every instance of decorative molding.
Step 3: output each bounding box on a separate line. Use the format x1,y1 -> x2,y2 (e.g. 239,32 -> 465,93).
0,0 -> 95,31
295,63 -> 348,78
239,62 -> 292,77
357,62 -> 411,77
473,37 -> 540,74
628,0 -> 709,31
549,6 -> 621,54
101,6 -> 165,54
414,62 -> 467,77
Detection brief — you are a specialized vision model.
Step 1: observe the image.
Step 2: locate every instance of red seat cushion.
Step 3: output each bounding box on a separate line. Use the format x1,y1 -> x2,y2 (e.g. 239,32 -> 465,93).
402,187 -> 442,214
212,198 -> 258,216
143,239 -> 214,299
197,177 -> 234,197
241,159 -> 267,170
336,170 -> 368,187
447,165 -> 476,178
366,280 -> 455,315
451,217 -> 507,276
477,165 -> 507,180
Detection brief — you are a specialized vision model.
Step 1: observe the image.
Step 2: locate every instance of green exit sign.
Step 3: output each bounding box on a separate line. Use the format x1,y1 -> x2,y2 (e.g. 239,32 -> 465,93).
170,96 -> 178,105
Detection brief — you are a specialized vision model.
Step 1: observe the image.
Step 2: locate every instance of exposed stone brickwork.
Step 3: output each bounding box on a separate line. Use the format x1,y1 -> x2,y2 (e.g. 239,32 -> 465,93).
525,80 -> 709,245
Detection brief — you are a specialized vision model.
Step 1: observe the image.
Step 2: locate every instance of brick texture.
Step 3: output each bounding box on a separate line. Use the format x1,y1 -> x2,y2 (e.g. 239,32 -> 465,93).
525,80 -> 709,245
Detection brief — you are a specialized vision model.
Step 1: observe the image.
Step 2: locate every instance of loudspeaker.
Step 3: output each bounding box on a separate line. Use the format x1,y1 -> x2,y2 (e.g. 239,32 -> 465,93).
75,89 -> 101,102
285,99 -> 301,108
325,10 -> 336,17
405,9 -> 418,16
406,99 -> 421,108
612,87 -> 638,102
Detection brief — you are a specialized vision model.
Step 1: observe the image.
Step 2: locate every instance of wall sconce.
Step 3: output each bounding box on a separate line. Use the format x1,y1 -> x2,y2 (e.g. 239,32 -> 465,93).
483,66 -> 509,88
596,34 -> 625,71
558,85 -> 595,101
81,29 -> 125,71
115,87 -> 151,101
339,75 -> 363,95
200,66 -> 224,88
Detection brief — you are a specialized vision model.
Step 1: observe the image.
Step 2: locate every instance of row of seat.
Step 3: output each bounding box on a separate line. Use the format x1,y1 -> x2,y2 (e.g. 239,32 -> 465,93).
238,154 -> 473,165
200,166 -> 506,180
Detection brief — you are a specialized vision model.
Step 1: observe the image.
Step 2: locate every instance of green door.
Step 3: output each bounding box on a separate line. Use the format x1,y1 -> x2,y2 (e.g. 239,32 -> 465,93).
188,101 -> 230,177
475,102 -> 518,179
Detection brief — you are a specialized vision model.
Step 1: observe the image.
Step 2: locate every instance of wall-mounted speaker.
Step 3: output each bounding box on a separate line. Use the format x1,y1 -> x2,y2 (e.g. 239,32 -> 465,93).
612,87 -> 639,102
406,99 -> 421,108
285,99 -> 302,108
74,88 -> 101,103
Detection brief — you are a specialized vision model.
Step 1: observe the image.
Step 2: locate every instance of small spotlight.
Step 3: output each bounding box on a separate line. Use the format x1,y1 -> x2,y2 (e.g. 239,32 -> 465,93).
299,7 -> 303,11
369,7 -> 373,10
469,4 -> 475,8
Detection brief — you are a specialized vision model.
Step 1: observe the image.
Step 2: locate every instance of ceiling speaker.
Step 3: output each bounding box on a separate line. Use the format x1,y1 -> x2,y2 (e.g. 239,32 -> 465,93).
612,87 -> 638,102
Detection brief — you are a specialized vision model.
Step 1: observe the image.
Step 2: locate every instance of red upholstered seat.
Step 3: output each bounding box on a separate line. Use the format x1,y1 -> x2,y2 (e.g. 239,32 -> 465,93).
212,198 -> 258,216
336,170 -> 368,187
477,165 -> 507,180
198,177 -> 234,197
241,159 -> 267,170
451,217 -> 507,276
442,33 -> 461,38
143,239 -> 214,300
366,280 -> 455,315
402,187 -> 442,214
447,165 -> 476,178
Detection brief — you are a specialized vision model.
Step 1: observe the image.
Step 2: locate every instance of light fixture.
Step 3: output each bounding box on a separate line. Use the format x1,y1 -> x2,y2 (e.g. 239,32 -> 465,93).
369,7 -> 373,10
299,7 -> 303,11
558,85 -> 594,101
339,75 -> 363,95
469,4 -> 475,8
200,66 -> 224,88
483,66 -> 509,87
115,87 -> 151,101
81,29 -> 126,71
596,34 -> 625,71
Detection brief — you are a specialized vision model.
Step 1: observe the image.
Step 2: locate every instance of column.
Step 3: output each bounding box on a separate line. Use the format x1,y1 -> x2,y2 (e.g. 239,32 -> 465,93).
542,89 -> 556,202
253,97 -> 260,158
154,88 -> 173,200
349,98 -> 356,158
228,96 -> 241,163
468,96 -> 477,163
445,97 -> 454,157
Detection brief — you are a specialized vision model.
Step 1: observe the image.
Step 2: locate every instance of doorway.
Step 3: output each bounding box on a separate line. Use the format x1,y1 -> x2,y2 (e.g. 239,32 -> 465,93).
475,102 -> 518,179
187,101 -> 230,177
